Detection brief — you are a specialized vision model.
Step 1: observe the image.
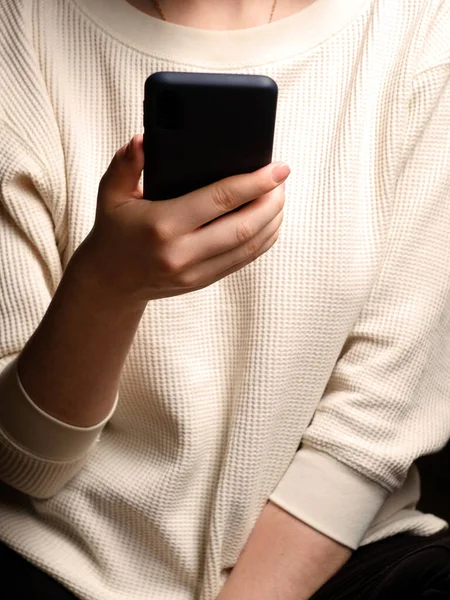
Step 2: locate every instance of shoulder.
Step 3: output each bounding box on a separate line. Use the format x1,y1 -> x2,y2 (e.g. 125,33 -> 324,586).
373,0 -> 450,76
0,0 -> 64,142
406,0 -> 450,73
0,0 -> 64,59
0,0 -> 67,199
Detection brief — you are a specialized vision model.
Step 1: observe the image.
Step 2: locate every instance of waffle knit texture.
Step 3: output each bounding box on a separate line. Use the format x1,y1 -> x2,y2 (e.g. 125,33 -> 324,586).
1,0 -> 450,598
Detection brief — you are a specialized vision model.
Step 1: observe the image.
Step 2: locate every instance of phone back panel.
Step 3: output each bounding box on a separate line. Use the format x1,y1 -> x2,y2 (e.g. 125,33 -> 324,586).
143,72 -> 278,200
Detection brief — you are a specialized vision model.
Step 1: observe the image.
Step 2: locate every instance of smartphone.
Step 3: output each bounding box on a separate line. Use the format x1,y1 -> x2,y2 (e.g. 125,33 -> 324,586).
143,72 -> 278,200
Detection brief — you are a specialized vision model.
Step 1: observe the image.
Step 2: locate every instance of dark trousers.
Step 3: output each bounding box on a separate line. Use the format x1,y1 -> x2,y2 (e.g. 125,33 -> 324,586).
311,529 -> 450,599
1,530 -> 450,599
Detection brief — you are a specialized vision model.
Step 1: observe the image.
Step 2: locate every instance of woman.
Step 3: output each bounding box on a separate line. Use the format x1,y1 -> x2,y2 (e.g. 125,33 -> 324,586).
0,0 -> 450,598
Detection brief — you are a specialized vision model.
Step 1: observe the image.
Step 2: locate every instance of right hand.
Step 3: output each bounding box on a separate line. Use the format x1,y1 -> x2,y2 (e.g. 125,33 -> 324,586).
81,134 -> 290,305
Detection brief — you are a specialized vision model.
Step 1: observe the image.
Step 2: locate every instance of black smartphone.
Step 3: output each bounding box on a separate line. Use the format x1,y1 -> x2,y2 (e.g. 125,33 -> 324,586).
143,72 -> 278,200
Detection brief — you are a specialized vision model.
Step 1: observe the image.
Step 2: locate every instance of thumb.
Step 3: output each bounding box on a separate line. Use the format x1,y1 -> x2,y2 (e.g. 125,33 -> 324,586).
99,134 -> 144,202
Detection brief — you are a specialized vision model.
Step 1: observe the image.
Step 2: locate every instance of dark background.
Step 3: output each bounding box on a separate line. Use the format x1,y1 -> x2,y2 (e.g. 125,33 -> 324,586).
417,443 -> 450,522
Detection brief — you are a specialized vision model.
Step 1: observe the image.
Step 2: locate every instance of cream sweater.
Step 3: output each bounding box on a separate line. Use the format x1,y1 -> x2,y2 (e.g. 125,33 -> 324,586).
1,0 -> 450,598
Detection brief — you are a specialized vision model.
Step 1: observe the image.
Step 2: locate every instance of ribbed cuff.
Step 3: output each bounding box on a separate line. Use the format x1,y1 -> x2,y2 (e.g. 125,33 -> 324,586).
269,447 -> 390,550
0,357 -> 118,461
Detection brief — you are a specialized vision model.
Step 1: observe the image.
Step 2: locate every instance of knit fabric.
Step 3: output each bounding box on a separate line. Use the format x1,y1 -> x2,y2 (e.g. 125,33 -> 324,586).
1,0 -> 450,598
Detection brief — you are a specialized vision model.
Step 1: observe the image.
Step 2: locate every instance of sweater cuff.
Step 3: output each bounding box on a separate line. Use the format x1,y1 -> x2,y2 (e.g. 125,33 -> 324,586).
269,447 -> 390,550
0,357 -> 118,461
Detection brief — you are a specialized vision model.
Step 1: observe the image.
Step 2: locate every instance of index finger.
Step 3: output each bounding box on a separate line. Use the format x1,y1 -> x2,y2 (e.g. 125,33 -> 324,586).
163,162 -> 291,235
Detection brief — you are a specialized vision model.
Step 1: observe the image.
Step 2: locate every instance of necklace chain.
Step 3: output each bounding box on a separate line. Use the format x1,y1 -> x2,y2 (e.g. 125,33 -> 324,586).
152,0 -> 278,24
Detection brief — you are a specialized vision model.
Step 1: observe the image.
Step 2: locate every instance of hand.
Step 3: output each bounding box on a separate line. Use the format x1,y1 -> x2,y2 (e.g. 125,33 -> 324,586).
81,134 -> 290,305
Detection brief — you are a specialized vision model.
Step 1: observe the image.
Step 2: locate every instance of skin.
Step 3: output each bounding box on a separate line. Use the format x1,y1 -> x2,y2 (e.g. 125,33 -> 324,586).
18,1 -> 353,597
127,0 -> 318,29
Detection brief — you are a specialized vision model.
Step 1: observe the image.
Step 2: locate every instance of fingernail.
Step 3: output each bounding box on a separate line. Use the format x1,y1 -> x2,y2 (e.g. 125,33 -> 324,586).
124,139 -> 133,158
272,163 -> 291,183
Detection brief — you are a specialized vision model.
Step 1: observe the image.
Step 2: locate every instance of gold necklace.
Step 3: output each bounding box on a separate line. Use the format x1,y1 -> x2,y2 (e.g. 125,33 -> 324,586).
152,0 -> 279,24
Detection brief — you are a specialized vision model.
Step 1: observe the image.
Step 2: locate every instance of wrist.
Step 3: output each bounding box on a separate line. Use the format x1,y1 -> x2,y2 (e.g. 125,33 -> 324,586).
67,232 -> 148,317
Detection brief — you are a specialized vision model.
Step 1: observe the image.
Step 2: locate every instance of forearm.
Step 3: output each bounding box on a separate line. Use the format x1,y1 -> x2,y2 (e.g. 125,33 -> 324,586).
217,501 -> 352,600
18,237 -> 146,427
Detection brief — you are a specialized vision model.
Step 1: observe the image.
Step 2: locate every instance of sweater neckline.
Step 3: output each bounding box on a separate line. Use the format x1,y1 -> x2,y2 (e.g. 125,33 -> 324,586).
72,0 -> 371,68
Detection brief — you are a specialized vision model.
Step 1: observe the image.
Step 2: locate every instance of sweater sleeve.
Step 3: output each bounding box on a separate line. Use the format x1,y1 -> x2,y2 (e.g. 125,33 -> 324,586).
0,121 -> 117,499
0,2 -> 116,499
270,62 -> 450,550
